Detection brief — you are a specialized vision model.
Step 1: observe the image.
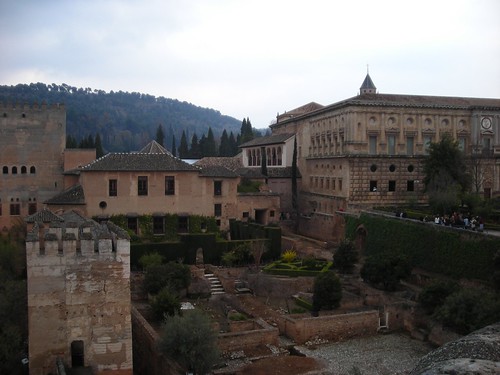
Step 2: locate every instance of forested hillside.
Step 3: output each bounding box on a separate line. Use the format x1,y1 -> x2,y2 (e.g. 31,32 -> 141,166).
0,83 -> 243,153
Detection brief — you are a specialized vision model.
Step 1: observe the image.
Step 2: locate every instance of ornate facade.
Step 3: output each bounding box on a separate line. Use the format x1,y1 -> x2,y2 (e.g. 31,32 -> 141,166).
270,74 -> 500,214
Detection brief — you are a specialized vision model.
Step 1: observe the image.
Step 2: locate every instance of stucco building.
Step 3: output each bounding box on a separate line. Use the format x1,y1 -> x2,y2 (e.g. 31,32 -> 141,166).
270,74 -> 500,214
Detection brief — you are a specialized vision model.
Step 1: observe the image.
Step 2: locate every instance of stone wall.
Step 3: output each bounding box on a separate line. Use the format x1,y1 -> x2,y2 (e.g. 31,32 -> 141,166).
280,310 -> 380,344
298,212 -> 345,243
0,103 -> 66,230
131,307 -> 181,375
218,318 -> 279,352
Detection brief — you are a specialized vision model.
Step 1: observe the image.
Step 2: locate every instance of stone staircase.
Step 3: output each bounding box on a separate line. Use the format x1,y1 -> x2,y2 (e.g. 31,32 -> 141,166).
205,273 -> 225,295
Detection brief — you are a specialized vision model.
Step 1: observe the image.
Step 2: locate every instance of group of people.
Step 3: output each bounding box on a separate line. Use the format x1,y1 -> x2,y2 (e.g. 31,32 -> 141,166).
425,212 -> 485,231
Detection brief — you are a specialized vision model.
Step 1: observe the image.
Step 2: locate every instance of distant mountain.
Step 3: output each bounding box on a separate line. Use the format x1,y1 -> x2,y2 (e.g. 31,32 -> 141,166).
0,82 -> 242,152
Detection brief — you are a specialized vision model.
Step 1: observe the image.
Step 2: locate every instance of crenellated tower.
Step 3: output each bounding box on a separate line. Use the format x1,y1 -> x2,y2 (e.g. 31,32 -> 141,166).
25,209 -> 133,375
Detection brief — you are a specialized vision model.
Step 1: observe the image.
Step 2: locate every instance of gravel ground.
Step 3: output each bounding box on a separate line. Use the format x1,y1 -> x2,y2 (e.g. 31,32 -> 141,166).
294,333 -> 435,375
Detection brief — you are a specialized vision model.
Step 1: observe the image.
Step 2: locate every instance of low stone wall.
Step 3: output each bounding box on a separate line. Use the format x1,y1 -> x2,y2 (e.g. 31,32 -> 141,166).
281,310 -> 379,344
218,318 -> 279,352
131,307 -> 181,375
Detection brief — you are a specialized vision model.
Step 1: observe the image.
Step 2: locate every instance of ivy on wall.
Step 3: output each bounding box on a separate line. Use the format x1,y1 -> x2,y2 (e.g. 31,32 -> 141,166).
345,213 -> 499,282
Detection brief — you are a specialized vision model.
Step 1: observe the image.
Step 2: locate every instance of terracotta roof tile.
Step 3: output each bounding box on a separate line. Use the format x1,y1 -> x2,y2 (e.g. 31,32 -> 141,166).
44,184 -> 86,205
239,133 -> 294,148
81,153 -> 198,172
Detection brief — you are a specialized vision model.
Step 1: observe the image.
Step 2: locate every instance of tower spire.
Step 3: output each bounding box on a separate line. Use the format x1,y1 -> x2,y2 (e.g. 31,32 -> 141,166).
360,68 -> 376,95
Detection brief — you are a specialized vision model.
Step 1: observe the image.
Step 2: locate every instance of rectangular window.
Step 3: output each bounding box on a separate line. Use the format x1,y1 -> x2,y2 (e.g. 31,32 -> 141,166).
214,203 -> 222,217
369,136 -> 377,155
458,138 -> 466,152
388,180 -> 396,192
216,219 -> 221,227
423,136 -> 432,155
242,211 -> 249,218
10,203 -> 20,216
388,135 -> 396,155
270,210 -> 275,217
28,203 -> 37,215
370,181 -> 378,192
127,217 -> 138,234
338,179 -> 343,191
214,180 -> 222,196
138,176 -> 148,196
153,217 -> 165,235
165,176 -> 175,195
407,180 -> 415,192
178,216 -> 189,233
332,179 -> 336,190
109,179 -> 117,196
406,137 -> 414,156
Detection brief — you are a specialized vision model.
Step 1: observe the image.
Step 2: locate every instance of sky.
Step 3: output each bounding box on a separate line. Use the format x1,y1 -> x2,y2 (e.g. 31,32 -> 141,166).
1,0 -> 499,129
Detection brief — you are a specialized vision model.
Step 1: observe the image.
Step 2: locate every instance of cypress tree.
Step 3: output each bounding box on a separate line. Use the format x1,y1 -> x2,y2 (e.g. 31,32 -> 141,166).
179,130 -> 189,158
219,129 -> 230,156
95,133 -> 104,158
205,127 -> 217,157
156,124 -> 165,146
292,136 -> 298,210
171,135 -> 177,157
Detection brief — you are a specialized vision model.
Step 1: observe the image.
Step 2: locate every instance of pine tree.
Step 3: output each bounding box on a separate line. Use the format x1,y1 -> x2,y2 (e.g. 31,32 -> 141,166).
156,124 -> 165,146
179,130 -> 189,158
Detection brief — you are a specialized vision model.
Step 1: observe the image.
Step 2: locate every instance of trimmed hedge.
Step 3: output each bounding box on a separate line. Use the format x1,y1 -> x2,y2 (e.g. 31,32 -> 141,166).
346,213 -> 499,281
263,261 -> 333,277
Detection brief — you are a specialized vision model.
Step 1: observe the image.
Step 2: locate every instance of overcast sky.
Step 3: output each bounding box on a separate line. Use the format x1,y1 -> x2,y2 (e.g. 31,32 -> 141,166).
1,0 -> 499,128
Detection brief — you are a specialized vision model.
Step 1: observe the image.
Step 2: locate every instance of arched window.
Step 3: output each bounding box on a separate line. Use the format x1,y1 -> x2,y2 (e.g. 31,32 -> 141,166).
21,166 -> 27,174
30,166 -> 36,174
12,166 -> 17,175
277,147 -> 282,165
2,166 -> 7,174
272,148 -> 277,166
247,150 -> 252,166
267,148 -> 271,165
256,149 -> 260,166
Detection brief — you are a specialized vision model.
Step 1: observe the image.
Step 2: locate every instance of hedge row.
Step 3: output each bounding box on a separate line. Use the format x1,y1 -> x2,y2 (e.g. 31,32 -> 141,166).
346,213 -> 499,281
229,219 -> 281,260
131,235 -> 274,269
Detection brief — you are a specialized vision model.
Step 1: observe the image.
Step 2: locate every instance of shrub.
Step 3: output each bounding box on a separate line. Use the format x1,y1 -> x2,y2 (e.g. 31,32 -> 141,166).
143,262 -> 191,295
418,279 -> 460,315
282,249 -> 297,263
221,243 -> 250,266
138,252 -> 164,270
150,287 -> 181,320
301,256 -> 317,269
333,240 -> 358,274
492,250 -> 500,292
360,254 -> 411,291
159,310 -> 219,374
433,289 -> 500,335
312,271 -> 342,312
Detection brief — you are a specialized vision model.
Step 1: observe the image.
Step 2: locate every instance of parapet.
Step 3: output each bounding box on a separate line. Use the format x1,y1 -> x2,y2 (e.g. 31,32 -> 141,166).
25,210 -> 130,258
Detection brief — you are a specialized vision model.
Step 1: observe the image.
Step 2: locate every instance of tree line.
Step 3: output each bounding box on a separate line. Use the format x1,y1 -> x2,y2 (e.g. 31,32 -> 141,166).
0,82 -> 244,152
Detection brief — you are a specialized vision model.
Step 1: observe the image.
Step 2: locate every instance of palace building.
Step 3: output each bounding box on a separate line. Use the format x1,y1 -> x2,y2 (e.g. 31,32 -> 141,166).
270,74 -> 500,215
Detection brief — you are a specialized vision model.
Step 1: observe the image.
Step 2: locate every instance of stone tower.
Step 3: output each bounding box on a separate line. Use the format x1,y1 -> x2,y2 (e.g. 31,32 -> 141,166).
25,210 -> 133,375
0,102 -> 66,231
